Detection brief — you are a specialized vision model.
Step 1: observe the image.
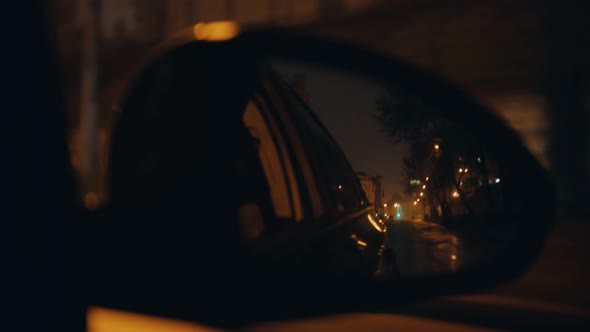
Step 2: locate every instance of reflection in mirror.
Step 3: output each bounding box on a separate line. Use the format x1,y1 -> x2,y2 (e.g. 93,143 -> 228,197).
268,58 -> 514,279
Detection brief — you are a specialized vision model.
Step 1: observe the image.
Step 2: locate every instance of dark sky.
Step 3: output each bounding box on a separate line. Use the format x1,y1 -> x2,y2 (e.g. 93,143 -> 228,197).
272,59 -> 408,199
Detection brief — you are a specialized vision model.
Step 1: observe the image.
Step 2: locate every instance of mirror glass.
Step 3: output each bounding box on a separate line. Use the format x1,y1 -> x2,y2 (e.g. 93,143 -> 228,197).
267,57 -> 514,279
102,46 -> 523,309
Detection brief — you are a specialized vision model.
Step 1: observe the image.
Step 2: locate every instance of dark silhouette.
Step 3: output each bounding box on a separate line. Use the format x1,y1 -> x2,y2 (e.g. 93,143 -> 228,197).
2,2 -> 86,330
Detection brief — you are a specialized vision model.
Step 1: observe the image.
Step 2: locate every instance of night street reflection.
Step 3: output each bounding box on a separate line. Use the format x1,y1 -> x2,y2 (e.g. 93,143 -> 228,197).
271,58 -> 516,278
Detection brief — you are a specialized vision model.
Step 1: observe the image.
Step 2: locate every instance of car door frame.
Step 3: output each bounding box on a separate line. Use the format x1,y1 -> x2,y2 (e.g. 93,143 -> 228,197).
247,61 -> 386,279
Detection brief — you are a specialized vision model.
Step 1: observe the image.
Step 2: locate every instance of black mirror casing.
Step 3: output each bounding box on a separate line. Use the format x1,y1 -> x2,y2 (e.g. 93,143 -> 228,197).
98,27 -> 555,327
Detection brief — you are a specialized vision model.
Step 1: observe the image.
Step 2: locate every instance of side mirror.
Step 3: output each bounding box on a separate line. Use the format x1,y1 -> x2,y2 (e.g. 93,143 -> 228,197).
92,26 -> 555,326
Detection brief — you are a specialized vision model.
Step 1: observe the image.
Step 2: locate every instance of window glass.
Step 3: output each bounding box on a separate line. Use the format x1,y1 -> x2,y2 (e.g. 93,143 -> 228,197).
242,99 -> 294,220
258,74 -> 325,218
275,78 -> 365,214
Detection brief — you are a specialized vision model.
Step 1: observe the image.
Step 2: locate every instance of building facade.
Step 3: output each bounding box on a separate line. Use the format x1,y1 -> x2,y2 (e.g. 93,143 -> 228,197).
355,172 -> 384,212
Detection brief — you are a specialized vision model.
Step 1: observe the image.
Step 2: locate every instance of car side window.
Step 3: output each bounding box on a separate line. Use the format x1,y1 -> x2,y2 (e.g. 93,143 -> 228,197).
274,77 -> 366,215
242,96 -> 304,224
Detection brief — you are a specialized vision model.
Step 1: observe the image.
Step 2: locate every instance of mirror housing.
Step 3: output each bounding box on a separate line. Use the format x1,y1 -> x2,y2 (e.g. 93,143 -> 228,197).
96,26 -> 555,327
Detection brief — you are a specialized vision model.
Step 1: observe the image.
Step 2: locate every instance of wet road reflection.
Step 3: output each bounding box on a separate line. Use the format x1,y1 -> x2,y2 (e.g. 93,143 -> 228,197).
387,219 -> 462,277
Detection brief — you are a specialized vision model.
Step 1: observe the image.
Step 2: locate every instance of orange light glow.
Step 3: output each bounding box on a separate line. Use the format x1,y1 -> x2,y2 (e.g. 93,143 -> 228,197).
356,240 -> 367,247
84,192 -> 100,211
452,191 -> 460,198
87,306 -> 222,332
450,254 -> 457,260
367,214 -> 385,232
193,21 -> 240,41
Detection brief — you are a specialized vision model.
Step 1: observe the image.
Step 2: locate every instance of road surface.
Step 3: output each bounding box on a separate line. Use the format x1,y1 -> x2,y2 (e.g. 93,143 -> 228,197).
386,219 -> 461,277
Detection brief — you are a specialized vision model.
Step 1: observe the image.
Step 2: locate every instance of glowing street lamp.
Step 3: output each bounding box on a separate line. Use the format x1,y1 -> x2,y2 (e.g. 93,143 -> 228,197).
422,185 -> 426,189
452,191 -> 460,198
434,144 -> 440,150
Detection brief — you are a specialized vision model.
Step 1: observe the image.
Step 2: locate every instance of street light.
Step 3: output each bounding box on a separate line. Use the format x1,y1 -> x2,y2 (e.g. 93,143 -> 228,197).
452,191 -> 460,198
425,177 -> 429,181
383,203 -> 387,207
394,203 -> 400,208
422,185 -> 426,189
434,144 -> 440,150
413,201 -> 417,205
420,192 -> 424,197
